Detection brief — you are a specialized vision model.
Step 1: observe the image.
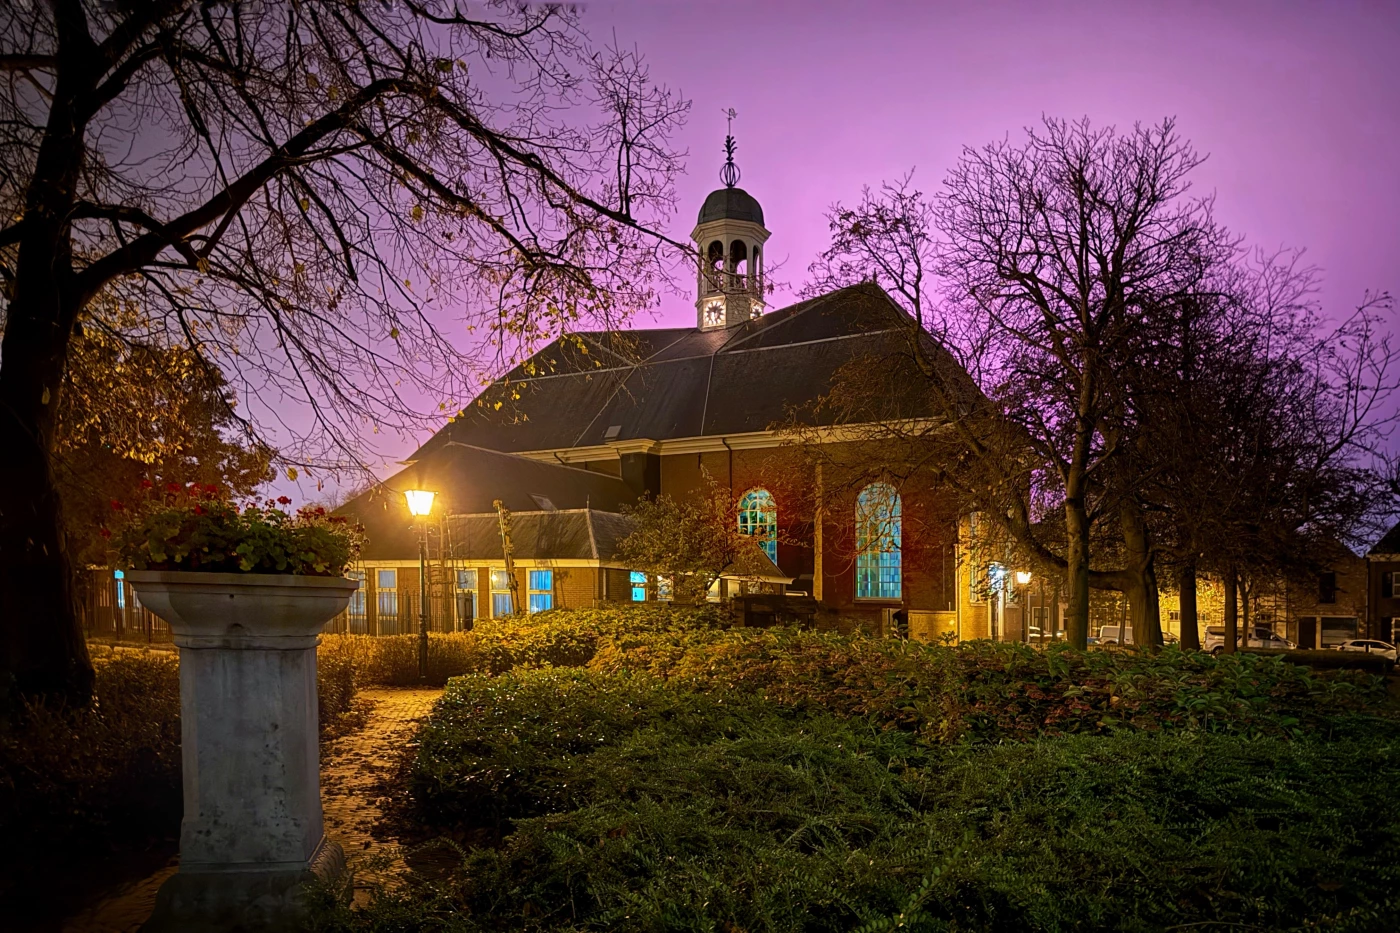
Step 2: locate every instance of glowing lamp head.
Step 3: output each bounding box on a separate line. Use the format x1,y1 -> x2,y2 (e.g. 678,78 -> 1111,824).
1014,571 -> 1032,586
404,488 -> 436,517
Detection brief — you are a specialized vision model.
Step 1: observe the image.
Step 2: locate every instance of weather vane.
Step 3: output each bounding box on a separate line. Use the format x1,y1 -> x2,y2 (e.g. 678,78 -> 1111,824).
720,107 -> 740,188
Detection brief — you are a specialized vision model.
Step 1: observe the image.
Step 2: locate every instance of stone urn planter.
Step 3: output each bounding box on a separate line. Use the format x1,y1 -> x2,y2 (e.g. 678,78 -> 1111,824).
126,570 -> 359,932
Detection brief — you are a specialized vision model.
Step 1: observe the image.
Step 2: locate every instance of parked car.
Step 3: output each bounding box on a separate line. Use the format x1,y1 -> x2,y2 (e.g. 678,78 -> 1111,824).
1333,639 -> 1397,666
1203,626 -> 1296,655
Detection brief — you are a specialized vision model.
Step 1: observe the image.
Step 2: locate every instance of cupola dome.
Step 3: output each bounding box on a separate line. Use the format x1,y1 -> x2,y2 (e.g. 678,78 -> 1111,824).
697,186 -> 764,226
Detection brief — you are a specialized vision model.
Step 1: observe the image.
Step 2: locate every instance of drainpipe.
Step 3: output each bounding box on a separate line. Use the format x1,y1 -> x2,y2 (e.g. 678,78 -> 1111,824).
720,436 -> 734,497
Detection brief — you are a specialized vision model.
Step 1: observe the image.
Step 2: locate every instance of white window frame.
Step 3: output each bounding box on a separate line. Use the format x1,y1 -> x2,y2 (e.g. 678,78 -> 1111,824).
527,569 -> 554,613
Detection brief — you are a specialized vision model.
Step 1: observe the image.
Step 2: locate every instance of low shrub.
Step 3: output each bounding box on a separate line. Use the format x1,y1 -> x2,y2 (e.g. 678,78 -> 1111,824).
0,639 -> 367,899
324,665 -> 1400,932
0,651 -> 183,878
319,603 -> 729,687
602,628 -> 1388,743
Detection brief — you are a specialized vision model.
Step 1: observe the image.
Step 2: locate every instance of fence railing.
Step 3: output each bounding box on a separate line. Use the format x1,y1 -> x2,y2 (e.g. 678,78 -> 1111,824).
78,569 -> 172,644
79,568 -> 474,643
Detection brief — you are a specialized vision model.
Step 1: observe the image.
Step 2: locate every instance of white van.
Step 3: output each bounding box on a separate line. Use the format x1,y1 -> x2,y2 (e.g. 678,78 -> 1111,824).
1098,625 -> 1131,646
1203,626 -> 1295,655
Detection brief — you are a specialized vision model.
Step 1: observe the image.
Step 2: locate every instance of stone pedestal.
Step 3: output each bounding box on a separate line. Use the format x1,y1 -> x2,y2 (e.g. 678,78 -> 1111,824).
127,571 -> 358,932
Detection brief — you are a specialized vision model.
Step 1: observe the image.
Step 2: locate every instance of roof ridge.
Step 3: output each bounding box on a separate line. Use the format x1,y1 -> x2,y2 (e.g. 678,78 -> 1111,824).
722,328 -> 903,354
439,441 -> 630,483
721,288 -> 843,350
445,507 -> 627,519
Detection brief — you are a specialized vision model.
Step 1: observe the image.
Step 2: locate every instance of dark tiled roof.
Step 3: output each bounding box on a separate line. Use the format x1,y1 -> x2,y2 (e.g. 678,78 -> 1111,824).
697,186 -> 764,225
414,284 -> 971,457
441,510 -> 624,561
338,443 -> 635,560
1371,521 -> 1400,555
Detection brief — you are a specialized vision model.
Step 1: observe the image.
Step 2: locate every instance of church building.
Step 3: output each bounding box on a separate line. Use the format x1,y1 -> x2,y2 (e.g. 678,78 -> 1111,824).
338,139 -> 1019,643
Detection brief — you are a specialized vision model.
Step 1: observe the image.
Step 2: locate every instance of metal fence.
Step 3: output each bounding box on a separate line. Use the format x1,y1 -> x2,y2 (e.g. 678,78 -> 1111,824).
79,566 -> 473,643
78,568 -> 173,644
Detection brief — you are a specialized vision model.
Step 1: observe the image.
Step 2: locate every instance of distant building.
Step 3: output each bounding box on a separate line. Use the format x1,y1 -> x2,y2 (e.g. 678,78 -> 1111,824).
1367,521 -> 1400,644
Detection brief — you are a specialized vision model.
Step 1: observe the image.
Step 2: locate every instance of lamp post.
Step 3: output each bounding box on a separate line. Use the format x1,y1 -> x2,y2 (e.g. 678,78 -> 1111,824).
405,488 -> 436,681
1015,571 -> 1032,643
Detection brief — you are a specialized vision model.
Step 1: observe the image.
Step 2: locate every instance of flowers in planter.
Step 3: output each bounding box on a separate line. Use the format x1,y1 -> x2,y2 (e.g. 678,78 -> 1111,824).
111,482 -> 364,576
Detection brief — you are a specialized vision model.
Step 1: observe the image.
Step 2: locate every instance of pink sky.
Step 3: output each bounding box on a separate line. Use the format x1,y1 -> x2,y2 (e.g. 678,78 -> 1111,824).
596,0 -> 1398,327
287,0 -> 1400,500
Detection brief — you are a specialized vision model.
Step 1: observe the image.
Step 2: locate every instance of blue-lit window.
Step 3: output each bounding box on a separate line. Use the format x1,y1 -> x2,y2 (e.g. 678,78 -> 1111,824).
490,569 -> 513,617
528,569 -> 554,612
984,562 -> 1008,602
656,574 -> 673,601
855,483 -> 901,600
376,569 -> 398,622
630,571 -> 647,602
738,488 -> 777,564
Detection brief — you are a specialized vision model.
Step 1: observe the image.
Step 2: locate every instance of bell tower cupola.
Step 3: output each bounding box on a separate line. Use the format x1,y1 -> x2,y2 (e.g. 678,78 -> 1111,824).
693,109 -> 770,330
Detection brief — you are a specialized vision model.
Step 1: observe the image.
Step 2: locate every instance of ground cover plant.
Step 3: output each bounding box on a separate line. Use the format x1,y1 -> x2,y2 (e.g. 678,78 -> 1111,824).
313,606 -> 1400,933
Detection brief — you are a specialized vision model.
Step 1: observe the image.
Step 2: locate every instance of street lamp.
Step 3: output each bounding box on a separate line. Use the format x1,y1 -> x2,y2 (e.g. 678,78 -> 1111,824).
405,488 -> 436,681
1014,571 -> 1032,643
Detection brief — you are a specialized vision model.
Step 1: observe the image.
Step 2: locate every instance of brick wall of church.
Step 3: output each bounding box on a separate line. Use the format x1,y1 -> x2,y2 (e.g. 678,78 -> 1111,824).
657,445 -> 960,618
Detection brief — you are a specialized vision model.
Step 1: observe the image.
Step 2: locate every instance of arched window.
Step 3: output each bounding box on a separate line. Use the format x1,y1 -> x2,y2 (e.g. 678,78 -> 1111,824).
856,483 -> 901,600
737,488 -> 777,564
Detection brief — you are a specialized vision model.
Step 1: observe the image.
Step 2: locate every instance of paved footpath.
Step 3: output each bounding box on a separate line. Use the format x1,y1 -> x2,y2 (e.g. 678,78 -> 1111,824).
55,687 -> 444,933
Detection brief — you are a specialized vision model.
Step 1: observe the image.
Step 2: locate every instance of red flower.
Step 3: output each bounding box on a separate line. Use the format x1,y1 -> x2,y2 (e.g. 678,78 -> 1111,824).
99,528 -> 112,538
109,499 -> 124,511
166,482 -> 181,493
140,479 -> 154,489
277,496 -> 292,506
193,505 -> 205,515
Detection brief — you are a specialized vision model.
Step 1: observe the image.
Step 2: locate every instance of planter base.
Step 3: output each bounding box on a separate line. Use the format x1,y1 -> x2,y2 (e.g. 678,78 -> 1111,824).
141,837 -> 347,932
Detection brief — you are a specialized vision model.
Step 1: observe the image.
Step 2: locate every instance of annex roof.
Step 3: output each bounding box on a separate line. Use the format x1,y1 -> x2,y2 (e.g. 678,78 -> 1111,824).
338,442 -> 635,560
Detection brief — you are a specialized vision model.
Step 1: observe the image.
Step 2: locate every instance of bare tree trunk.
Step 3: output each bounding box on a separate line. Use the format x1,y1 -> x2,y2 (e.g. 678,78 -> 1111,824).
1178,562 -> 1200,651
1064,498 -> 1091,649
0,20 -> 96,703
1223,567 -> 1239,655
0,349 -> 93,705
1120,499 -> 1164,649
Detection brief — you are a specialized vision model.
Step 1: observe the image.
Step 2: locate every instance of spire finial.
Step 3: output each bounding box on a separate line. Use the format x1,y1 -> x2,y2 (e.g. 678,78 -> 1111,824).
720,107 -> 740,188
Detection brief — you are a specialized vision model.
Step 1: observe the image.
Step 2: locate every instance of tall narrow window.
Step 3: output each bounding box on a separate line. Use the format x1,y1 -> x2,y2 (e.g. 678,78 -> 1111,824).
856,484 -> 901,600
1319,572 -> 1338,605
656,574 -> 674,602
528,570 -> 554,612
455,569 -> 477,628
376,569 -> 398,630
490,569 -> 513,617
738,488 -> 778,564
630,571 -> 648,602
347,570 -> 367,631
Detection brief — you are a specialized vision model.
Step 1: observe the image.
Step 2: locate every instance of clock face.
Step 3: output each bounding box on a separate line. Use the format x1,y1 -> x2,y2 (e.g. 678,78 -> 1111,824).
703,299 -> 725,325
